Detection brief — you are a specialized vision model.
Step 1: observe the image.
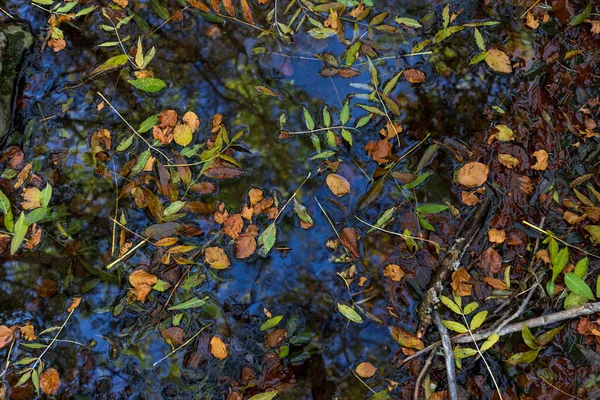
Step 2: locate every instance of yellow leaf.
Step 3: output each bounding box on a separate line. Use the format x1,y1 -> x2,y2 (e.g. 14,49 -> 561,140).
173,123 -> 193,146
498,153 -> 519,168
205,246 -> 231,269
485,48 -> 512,73
326,174 -> 351,197
355,361 -> 377,378
210,335 -> 228,360
531,149 -> 548,171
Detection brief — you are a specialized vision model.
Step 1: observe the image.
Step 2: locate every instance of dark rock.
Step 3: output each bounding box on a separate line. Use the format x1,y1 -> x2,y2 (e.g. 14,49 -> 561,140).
0,22 -> 33,140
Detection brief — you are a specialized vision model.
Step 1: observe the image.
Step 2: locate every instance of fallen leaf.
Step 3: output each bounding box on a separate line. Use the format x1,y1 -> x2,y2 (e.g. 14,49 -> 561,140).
182,111 -> 200,131
326,174 -> 351,197
158,109 -> 178,128
564,211 -> 585,225
491,125 -> 514,142
389,326 -> 424,349
235,234 -> 257,259
403,69 -> 425,83
461,191 -> 480,206
485,49 -> 512,73
480,247 -> 502,273
67,297 -> 82,312
451,268 -> 472,296
525,12 -> 539,29
589,20 -> 600,34
365,140 -> 393,165
173,123 -> 193,146
457,162 -> 489,187
340,227 -> 360,258
113,0 -> 128,7
517,175 -> 534,195
383,264 -> 404,282
205,247 -> 231,269
153,126 -> 173,144
48,38 -> 66,52
20,323 -> 36,341
223,214 -> 243,239
482,277 -> 508,290
161,327 -> 185,347
498,153 -> 519,168
38,279 -> 58,298
210,335 -> 228,360
129,270 -> 157,302
488,229 -> 506,244
356,362 -> 377,378
0,326 -> 14,350
536,249 -> 551,264
264,328 -> 287,347
531,149 -> 548,170
40,367 -> 60,395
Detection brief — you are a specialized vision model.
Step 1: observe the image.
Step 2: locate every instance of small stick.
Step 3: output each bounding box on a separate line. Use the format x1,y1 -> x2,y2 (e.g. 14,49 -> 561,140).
413,350 -> 436,400
433,311 -> 459,400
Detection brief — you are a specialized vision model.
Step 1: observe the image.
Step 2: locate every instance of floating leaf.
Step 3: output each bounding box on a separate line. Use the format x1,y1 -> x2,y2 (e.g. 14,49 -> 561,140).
395,17 -> 421,28
258,223 -> 277,256
260,315 -> 283,331
129,78 -> 167,92
39,368 -> 60,395
506,349 -> 540,365
205,247 -> 231,269
337,303 -> 363,323
0,189 -> 14,232
326,174 -> 351,197
248,391 -> 278,400
389,326 -> 424,349
90,54 -> 129,75
485,49 -> 512,73
10,213 -> 29,255
457,162 -> 489,187
168,297 -> 207,310
210,335 -> 228,360
355,362 -> 377,378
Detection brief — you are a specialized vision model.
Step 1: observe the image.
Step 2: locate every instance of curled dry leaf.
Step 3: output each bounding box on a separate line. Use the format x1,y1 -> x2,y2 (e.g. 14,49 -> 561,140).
340,227 -> 360,258
67,297 -> 82,312
498,153 -> 519,168
485,48 -> 512,73
531,149 -> 548,171
20,323 -> 36,341
0,325 -> 14,350
326,174 -> 351,197
457,162 -> 489,188
403,69 -> 425,83
182,111 -> 200,131
525,12 -> 539,29
488,228 -> 506,244
461,190 -> 480,206
210,335 -> 228,360
223,214 -> 244,239
205,246 -> 231,269
383,264 -> 404,282
451,268 -> 472,296
40,367 -> 60,395
129,270 -> 158,303
355,361 -> 377,378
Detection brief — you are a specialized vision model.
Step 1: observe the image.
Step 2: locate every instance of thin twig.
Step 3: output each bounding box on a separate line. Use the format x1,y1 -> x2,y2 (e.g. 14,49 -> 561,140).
432,311 -> 458,400
413,350 -> 436,400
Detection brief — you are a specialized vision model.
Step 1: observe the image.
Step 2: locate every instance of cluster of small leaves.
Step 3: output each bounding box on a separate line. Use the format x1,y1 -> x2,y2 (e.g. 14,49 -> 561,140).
505,324 -> 563,365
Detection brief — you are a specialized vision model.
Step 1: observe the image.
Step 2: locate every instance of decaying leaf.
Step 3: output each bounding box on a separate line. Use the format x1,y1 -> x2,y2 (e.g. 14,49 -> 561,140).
129,270 -> 158,302
383,264 -> 404,282
223,214 -> 244,239
67,297 -> 82,312
485,49 -> 512,73
451,268 -> 472,296
326,174 -> 351,197
461,190 -> 481,206
235,234 -> 257,259
0,325 -> 14,350
205,247 -> 231,269
210,335 -> 228,360
480,247 -> 502,274
365,140 -> 392,165
488,229 -> 506,244
403,69 -> 425,83
264,328 -> 287,347
498,153 -> 519,168
161,327 -> 185,347
20,322 -> 36,341
531,149 -> 548,171
355,361 -> 377,378
457,162 -> 489,187
340,227 -> 360,258
389,326 -> 424,349
40,367 -> 60,395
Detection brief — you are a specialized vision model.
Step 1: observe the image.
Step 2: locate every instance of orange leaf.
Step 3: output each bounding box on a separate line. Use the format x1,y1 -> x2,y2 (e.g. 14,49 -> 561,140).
205,247 -> 231,269
235,234 -> 257,259
326,174 -> 351,197
403,69 -> 425,83
20,323 -> 37,341
67,297 -> 83,312
482,277 -> 508,290
389,326 -> 424,350
210,335 -> 228,360
487,229 -> 506,244
531,149 -> 548,171
241,0 -> 254,24
383,264 -> 404,282
355,361 -> 377,378
0,326 -> 14,350
457,162 -> 489,188
40,367 -> 61,395
222,0 -> 235,16
223,214 -> 244,239
451,268 -> 472,296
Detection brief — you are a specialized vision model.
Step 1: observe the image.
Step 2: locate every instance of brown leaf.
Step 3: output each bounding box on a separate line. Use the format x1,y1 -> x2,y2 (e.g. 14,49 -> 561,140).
364,140 -> 392,165
403,69 -> 425,83
461,190 -> 481,206
248,188 -> 264,205
21,187 -> 42,210
326,174 -> 351,197
186,0 -> 209,11
204,167 -> 244,179
564,211 -> 585,225
355,361 -> 377,378
525,12 -> 539,29
67,297 -> 83,312
340,227 -> 360,258
485,49 -> 512,73
223,214 -> 244,239
517,175 -> 534,195
161,327 -> 185,347
222,0 -> 235,16
0,326 -> 14,350
182,111 -> 200,131
488,229 -> 506,244
240,0 -> 254,24
589,20 -> 600,34
112,0 -> 128,7
264,328 -> 287,347
153,125 -> 173,144
38,279 -> 58,298
40,367 -> 60,395
451,268 -> 472,296
482,277 -> 508,290
536,249 -> 551,264
205,247 -> 231,269
159,109 -> 178,128
190,182 -> 216,194
389,326 -> 424,350
235,234 -> 257,259
129,270 -> 157,303
24,224 -> 42,250
48,38 -> 66,52
210,335 -> 228,360
480,247 -> 502,274
498,153 -> 519,168
383,264 -> 404,282
531,149 -> 548,171
457,162 -> 489,188
20,323 -> 36,341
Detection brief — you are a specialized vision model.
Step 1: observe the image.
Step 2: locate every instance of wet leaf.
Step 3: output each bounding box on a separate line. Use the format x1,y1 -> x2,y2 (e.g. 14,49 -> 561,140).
356,361 -> 377,378
257,223 -> 277,256
340,227 -> 360,258
457,162 -> 489,188
129,270 -> 157,302
210,335 -> 228,360
40,368 -> 60,395
451,268 -> 472,296
498,153 -> 519,168
260,315 -> 283,331
235,234 -> 257,259
91,54 -> 128,75
480,247 -> 502,273
565,273 -> 595,300
433,25 -> 464,43
303,107 -> 315,130
205,247 -> 231,269
168,297 -> 207,310
0,325 -> 14,350
485,49 -> 512,73
389,326 -> 424,349
383,264 -> 404,282
129,78 -> 167,92
10,213 -> 29,255
326,174 -> 351,196
395,17 -> 421,28
248,391 -> 278,400
173,123 -> 193,146
488,228 -> 506,244
337,303 -> 363,323
403,69 -> 425,83
570,2 -> 592,25
0,189 -> 14,232
493,125 -> 514,141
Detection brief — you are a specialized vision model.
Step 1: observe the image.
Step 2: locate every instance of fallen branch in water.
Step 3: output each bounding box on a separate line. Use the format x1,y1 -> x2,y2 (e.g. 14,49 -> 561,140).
433,311 -> 459,400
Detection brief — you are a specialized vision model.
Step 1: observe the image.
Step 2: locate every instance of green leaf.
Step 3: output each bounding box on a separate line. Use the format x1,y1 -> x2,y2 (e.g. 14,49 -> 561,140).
564,292 -> 588,309
469,51 -> 488,65
453,347 -> 478,359
368,206 -> 395,233
537,326 -> 563,346
480,333 -> 499,352
337,303 -> 363,323
323,106 -> 331,127
91,54 -> 129,75
56,0 -> 78,13
585,225 -> 600,245
260,315 -> 283,331
76,5 -> 97,17
345,41 -> 361,66
307,27 -> 337,39
26,208 -> 48,224
548,238 -> 559,263
521,324 -> 540,350
31,369 -> 40,395
116,135 -> 134,152
441,320 -> 468,333
463,302 -> 478,315
303,107 -> 315,130
15,357 -> 37,365
382,70 -> 403,95
340,101 -> 350,125
0,189 -> 14,232
326,130 -> 336,148
41,184 -> 52,208
309,151 -> 336,160
433,25 -> 464,43
416,204 -> 448,214
474,28 -> 485,51
341,128 -> 353,146
355,113 -> 373,128
153,280 -> 171,292
15,369 -> 32,387
164,201 -> 186,217
402,172 -> 431,189
357,104 -> 386,116
551,247 -> 569,284
248,391 -> 278,400
570,2 -> 592,26
293,199 -> 313,225
395,17 -> 421,28
440,295 -> 461,314
11,213 -> 29,255
20,343 -> 47,349
138,114 -> 159,133
258,223 -> 277,256
506,349 -> 540,365
418,215 -> 435,231
167,297 -> 207,310
470,310 -> 487,330
129,78 -> 167,93
367,58 -> 379,87
574,257 -> 589,278
565,273 -> 595,300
